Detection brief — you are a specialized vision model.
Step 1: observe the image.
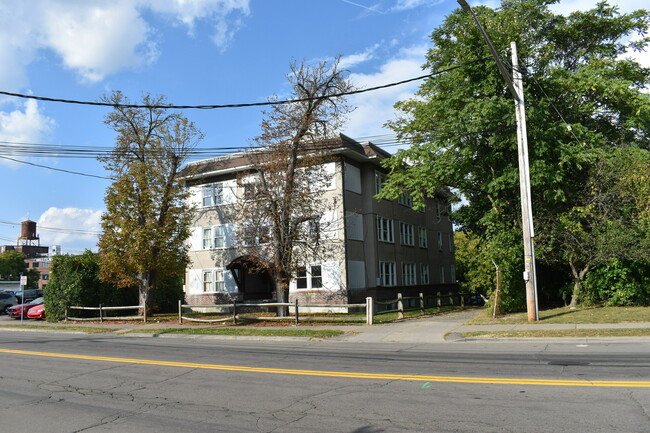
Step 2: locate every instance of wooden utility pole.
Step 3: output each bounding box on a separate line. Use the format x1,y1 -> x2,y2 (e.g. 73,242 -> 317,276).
456,0 -> 539,321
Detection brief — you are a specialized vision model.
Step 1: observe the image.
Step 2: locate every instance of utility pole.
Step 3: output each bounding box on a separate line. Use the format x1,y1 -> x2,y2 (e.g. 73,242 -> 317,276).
456,0 -> 539,321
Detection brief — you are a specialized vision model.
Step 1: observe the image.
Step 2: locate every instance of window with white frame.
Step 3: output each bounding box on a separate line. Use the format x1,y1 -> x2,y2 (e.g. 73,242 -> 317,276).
402,263 -> 417,286
202,228 -> 212,249
376,216 -> 394,243
296,265 -> 323,290
421,264 -> 430,285
398,194 -> 413,207
419,227 -> 428,248
400,222 -> 415,246
437,232 -> 443,250
213,225 -> 226,248
203,269 -> 225,292
440,265 -> 446,283
375,172 -> 387,195
202,183 -> 224,207
379,261 -> 396,286
202,270 -> 213,292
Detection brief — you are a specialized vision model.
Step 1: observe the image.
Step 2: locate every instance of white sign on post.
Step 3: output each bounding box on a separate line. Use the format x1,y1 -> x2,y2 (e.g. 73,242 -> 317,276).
20,275 -> 27,286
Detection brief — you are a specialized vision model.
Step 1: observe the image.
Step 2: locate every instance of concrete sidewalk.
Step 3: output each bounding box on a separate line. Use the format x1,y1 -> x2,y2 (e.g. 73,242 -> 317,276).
3,309 -> 650,343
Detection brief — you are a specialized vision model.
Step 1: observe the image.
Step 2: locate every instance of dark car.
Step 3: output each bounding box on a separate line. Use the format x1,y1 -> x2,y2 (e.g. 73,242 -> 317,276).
7,297 -> 44,319
0,292 -> 19,314
13,289 -> 43,303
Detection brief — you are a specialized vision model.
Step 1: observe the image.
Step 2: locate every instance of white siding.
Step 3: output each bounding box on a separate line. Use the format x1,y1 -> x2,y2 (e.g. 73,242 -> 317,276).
322,261 -> 341,291
222,179 -> 237,205
320,210 -> 338,240
189,227 -> 203,251
188,268 -> 203,294
188,185 -> 202,207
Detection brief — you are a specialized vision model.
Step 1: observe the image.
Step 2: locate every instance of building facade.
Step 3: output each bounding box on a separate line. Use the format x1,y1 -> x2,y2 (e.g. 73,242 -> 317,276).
180,135 -> 457,307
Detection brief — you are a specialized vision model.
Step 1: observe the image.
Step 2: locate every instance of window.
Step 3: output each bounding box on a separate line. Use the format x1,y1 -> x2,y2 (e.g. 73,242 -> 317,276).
449,232 -> 454,252
202,228 -> 212,249
379,261 -> 396,286
203,271 -> 213,292
296,265 -> 323,290
450,264 -> 456,283
435,199 -> 441,218
213,226 -> 226,248
42,274 -> 49,281
202,183 -> 223,207
440,265 -> 446,283
398,194 -> 413,207
243,225 -> 271,246
33,262 -> 39,268
402,263 -> 417,286
377,216 -> 394,243
399,222 -> 414,246
421,264 -> 430,285
375,172 -> 387,195
419,227 -> 428,248
437,232 -> 443,250
203,269 -> 225,292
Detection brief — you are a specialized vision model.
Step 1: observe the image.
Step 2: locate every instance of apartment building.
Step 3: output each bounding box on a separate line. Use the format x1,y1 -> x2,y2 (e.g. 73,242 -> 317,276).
179,134 -> 456,307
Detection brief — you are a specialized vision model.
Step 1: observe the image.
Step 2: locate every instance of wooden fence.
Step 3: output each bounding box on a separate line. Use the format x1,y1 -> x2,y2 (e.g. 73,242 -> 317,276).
66,305 -> 146,322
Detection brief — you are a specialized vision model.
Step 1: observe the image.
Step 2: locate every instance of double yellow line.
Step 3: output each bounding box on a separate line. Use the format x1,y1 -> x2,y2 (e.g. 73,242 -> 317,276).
2,348 -> 649,388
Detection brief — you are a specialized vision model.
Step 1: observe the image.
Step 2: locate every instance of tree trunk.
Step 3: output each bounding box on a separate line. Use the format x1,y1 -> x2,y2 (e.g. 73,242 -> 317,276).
275,277 -> 289,317
137,272 -> 153,317
568,260 -> 590,309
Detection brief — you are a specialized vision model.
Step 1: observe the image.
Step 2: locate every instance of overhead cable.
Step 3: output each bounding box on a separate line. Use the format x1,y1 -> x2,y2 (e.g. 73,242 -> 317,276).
0,57 -> 491,110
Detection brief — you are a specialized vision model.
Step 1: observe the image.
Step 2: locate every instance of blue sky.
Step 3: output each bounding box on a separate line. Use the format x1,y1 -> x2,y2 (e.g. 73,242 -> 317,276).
0,0 -> 646,253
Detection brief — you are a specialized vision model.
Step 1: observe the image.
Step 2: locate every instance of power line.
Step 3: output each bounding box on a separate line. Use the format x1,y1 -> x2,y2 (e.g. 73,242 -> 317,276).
0,155 -> 114,180
0,57 -> 491,110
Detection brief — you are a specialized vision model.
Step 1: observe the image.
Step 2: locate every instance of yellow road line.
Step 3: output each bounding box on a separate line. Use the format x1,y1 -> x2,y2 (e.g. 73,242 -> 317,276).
1,348 -> 648,388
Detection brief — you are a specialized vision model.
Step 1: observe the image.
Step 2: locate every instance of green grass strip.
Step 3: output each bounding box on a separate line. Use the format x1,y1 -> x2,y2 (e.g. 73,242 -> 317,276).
128,327 -> 346,338
460,328 -> 650,339
0,324 -> 118,334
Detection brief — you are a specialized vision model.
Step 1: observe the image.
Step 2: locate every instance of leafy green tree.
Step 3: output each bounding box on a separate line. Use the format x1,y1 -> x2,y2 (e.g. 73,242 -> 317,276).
379,0 -> 650,311
98,92 -> 203,314
0,250 -> 39,289
44,251 -> 137,322
0,250 -> 27,280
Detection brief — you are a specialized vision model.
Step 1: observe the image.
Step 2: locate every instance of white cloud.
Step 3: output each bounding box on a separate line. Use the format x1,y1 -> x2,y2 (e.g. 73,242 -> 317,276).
345,45 -> 427,139
340,44 -> 380,69
0,100 -> 55,167
390,0 -> 435,11
41,2 -> 157,83
0,0 -> 250,86
37,207 -> 102,249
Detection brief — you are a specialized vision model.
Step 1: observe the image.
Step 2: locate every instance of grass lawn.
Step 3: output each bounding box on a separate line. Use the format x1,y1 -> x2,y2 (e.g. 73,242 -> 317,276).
466,306 -> 650,325
127,327 -> 346,338
0,324 -> 118,333
461,328 -> 650,339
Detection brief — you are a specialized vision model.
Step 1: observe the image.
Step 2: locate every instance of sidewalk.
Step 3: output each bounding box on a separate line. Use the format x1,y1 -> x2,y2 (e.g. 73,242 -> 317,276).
3,310 -> 650,343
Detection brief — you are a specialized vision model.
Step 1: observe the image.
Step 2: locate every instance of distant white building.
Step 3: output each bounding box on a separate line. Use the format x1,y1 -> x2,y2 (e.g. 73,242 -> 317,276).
179,135 -> 457,307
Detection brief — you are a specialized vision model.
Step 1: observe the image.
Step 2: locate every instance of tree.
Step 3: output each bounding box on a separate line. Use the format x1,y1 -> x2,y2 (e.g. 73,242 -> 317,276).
539,147 -> 650,306
0,250 -> 39,289
236,58 -> 354,315
379,0 -> 650,311
44,251 -> 137,321
98,92 -> 203,314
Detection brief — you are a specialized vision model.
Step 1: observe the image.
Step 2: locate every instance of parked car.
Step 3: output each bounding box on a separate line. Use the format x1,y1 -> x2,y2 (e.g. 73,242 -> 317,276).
27,304 -> 45,320
0,292 -> 19,314
7,297 -> 44,319
13,289 -> 43,303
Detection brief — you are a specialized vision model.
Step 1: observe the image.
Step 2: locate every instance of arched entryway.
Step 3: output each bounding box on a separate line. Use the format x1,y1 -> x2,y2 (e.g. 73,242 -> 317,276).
227,256 -> 275,300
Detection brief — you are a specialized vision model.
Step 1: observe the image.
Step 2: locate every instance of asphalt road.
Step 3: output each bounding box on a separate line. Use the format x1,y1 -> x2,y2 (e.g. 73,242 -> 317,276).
0,331 -> 649,432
